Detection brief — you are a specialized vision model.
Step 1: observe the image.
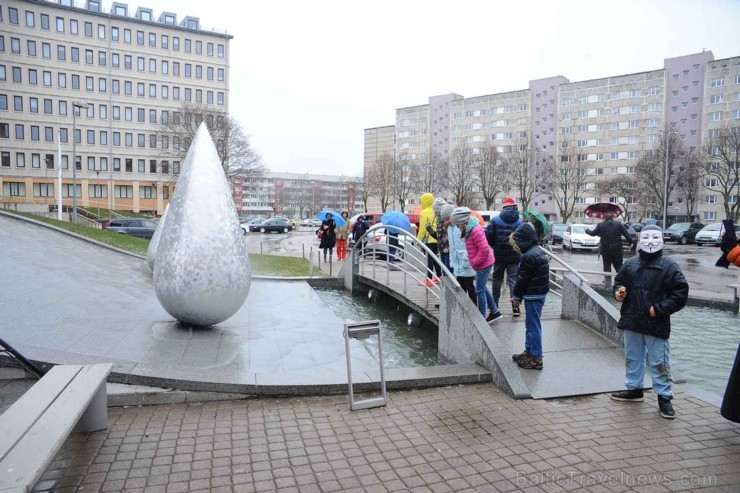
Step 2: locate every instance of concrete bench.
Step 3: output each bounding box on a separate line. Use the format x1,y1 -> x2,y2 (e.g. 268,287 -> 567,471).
0,363 -> 112,493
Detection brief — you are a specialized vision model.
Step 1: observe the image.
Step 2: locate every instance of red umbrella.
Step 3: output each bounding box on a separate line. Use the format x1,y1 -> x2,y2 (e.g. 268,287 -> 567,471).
584,202 -> 623,219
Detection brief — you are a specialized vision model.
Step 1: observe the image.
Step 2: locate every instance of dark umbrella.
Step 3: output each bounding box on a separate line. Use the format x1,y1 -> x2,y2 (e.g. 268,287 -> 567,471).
522,209 -> 549,234
715,219 -> 738,268
584,202 -> 624,219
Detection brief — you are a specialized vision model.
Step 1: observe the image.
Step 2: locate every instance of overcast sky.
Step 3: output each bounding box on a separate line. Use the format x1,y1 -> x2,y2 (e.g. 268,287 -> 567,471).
141,0 -> 738,177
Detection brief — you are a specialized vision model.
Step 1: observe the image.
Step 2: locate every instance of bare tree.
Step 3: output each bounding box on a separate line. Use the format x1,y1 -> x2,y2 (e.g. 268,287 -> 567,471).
702,125 -> 740,221
356,176 -> 370,212
474,143 -> 507,210
393,154 -> 417,211
158,102 -> 265,180
677,152 -> 703,221
366,152 -> 395,212
293,181 -> 314,219
505,139 -> 551,212
596,175 -> 639,222
635,130 -> 692,221
448,143 -> 478,206
414,151 -> 449,197
543,138 -> 591,223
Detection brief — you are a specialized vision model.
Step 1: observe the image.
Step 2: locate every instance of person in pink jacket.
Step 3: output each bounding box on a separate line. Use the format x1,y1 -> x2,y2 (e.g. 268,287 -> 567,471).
451,207 -> 502,323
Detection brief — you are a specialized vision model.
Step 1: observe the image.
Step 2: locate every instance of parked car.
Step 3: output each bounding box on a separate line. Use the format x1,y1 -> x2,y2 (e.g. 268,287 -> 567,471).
562,224 -> 600,252
250,218 -> 293,234
300,218 -> 323,228
550,224 -> 568,244
623,225 -> 638,247
106,218 -> 159,239
695,222 -> 740,246
240,218 -> 265,234
663,222 -> 704,245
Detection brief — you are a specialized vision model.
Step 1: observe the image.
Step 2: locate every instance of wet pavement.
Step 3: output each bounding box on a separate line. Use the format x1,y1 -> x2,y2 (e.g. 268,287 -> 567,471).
37,384 -> 740,492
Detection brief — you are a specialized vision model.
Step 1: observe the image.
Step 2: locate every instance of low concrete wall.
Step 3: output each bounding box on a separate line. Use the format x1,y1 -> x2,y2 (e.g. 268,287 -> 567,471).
438,280 -> 530,399
561,273 -> 623,345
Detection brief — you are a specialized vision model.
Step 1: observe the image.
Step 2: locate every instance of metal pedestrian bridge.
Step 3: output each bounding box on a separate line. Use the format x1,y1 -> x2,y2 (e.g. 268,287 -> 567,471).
345,223 -> 647,400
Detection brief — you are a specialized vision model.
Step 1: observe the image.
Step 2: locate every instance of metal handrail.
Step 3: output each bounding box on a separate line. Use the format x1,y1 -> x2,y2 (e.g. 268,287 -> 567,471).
352,224 -> 461,306
539,246 -> 590,284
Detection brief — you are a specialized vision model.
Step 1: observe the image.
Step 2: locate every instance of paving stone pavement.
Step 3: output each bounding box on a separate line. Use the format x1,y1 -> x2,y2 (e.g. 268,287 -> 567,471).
37,384 -> 739,493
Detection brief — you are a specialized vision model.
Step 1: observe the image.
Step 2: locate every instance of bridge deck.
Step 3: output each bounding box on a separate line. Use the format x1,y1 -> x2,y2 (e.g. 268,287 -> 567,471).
357,264 -> 648,399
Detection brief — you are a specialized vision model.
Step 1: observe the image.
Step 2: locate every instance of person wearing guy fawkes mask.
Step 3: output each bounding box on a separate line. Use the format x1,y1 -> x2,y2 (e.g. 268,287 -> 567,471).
610,225 -> 689,419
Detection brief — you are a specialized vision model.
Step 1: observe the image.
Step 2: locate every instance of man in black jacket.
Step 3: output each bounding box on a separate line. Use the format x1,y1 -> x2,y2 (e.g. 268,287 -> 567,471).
586,214 -> 635,273
485,198 -> 522,316
611,225 -> 689,419
509,223 -> 549,370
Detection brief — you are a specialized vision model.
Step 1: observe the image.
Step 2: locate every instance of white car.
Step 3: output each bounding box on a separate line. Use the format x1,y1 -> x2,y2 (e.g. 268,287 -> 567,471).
694,222 -> 740,246
563,224 -> 600,251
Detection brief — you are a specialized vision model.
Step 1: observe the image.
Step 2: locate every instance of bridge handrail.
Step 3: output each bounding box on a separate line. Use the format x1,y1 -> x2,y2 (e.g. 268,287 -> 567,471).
361,224 -> 460,288
540,246 -> 590,285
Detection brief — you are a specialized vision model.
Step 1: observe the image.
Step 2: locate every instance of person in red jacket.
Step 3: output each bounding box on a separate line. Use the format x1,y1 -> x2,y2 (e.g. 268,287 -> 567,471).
451,207 -> 502,323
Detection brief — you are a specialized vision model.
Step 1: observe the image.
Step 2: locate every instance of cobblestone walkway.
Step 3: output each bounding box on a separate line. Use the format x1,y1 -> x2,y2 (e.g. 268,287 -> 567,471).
41,384 -> 739,492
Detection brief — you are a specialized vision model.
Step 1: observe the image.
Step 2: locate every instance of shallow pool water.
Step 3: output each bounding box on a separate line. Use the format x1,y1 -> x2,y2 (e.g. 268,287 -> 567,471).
314,287 -> 447,368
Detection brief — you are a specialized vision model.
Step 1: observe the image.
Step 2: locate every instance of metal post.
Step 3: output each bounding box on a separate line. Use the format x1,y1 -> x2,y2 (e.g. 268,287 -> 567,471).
344,320 -> 386,411
663,132 -> 669,229
96,169 -> 101,219
72,109 -> 78,224
57,133 -> 62,221
302,243 -> 305,259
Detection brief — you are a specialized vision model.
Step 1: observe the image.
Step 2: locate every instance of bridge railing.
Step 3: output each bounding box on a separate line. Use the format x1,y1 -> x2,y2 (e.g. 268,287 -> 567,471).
539,246 -> 589,298
351,223 -> 460,308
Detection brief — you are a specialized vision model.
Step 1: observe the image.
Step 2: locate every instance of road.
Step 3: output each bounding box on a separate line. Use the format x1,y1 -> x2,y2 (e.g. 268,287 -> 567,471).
242,228 -> 739,300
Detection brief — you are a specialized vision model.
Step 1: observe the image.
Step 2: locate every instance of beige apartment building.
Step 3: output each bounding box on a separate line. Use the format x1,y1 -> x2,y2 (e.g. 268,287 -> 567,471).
363,124 -> 395,211
0,0 -> 231,217
365,50 -> 740,223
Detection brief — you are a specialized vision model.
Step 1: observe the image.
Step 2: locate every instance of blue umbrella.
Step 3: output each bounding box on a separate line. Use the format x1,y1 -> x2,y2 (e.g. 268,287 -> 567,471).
317,210 -> 345,227
381,210 -> 411,232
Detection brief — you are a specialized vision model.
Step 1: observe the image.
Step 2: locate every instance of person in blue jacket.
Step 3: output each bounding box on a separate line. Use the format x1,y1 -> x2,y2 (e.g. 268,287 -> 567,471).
445,204 -> 476,304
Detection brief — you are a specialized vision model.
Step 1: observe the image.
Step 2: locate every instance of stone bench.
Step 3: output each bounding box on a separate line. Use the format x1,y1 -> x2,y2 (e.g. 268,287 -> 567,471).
0,363 -> 112,493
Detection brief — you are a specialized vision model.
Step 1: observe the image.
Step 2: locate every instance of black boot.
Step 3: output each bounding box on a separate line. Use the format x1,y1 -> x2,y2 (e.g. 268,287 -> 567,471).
609,389 -> 644,402
658,395 -> 675,419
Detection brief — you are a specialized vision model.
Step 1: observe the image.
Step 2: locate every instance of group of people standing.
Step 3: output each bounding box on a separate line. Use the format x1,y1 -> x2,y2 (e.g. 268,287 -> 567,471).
316,212 -> 370,263
416,194 -> 549,371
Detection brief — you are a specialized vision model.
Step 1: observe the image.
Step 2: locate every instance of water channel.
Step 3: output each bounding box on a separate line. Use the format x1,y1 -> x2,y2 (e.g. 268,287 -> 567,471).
316,286 -> 738,398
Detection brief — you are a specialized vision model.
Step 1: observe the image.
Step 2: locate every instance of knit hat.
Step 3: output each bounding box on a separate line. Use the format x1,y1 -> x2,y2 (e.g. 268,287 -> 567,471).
641,224 -> 663,234
450,207 -> 471,226
440,204 -> 455,221
432,197 -> 447,213
502,197 -> 517,208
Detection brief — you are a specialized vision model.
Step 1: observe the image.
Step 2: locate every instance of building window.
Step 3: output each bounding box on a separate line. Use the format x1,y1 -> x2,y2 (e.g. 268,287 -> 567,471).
217,92 -> 224,105
161,35 -> 169,49
71,47 -> 79,62
218,44 -> 224,57
184,39 -> 191,53
16,153 -> 24,167
137,31 -> 144,45
111,27 -> 119,41
124,29 -> 131,43
149,33 -> 156,47
3,182 -> 26,197
113,158 -> 121,171
27,40 -> 36,56
84,21 -> 92,37
98,24 -> 105,39
40,14 -> 49,30
218,68 -> 224,81
42,43 -> 51,58
173,37 -> 180,50
70,19 -> 78,35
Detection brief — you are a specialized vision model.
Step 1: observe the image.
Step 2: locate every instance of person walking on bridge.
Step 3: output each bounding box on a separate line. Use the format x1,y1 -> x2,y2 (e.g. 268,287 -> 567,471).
611,225 -> 689,419
586,214 -> 635,273
510,223 -> 550,370
485,198 -> 522,316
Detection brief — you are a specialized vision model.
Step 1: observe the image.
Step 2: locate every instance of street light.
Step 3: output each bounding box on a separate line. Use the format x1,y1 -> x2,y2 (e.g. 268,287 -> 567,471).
71,102 -> 91,224
658,129 -> 678,229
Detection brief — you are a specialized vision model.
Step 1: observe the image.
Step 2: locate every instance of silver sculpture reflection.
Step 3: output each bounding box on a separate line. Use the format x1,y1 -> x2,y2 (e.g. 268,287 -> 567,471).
146,203 -> 169,271
153,123 -> 251,326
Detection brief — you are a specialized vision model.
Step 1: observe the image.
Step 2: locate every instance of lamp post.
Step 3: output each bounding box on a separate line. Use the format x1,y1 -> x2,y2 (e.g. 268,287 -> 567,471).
71,102 -> 90,224
527,147 -> 541,209
95,167 -> 101,219
658,129 -> 678,229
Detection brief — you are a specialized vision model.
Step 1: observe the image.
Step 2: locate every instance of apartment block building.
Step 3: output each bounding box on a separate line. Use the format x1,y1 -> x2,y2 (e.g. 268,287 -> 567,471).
232,172 -> 364,220
363,125 -> 395,211
0,0 -> 231,216
365,50 -> 740,223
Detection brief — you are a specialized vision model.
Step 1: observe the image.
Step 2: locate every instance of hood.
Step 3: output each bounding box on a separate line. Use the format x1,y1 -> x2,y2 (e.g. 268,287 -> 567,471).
420,193 -> 434,209
509,223 -> 538,253
463,217 -> 480,236
499,207 -> 520,224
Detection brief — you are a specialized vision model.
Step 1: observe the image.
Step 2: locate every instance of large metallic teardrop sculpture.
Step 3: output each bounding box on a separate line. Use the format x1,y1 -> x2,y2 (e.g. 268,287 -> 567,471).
153,123 -> 251,326
146,203 -> 169,271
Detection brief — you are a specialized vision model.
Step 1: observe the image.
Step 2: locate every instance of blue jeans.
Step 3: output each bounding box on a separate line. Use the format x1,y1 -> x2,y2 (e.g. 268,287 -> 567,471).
623,330 -> 673,398
491,262 -> 518,305
524,299 -> 545,357
440,252 -> 450,274
475,265 -> 497,317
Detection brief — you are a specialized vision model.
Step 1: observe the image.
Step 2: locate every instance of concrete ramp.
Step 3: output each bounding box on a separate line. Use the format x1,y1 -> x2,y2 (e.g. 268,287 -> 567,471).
492,318 -> 646,399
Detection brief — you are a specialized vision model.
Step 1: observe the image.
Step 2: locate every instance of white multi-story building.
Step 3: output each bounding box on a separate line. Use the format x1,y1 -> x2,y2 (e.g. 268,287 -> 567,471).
366,50 -> 740,223
232,172 -> 364,219
0,0 -> 231,216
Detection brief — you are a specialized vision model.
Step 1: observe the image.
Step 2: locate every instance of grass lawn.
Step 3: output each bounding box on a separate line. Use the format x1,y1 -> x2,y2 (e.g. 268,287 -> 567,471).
3,210 -> 150,256
249,254 -> 321,277
3,210 -> 320,276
